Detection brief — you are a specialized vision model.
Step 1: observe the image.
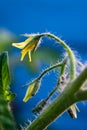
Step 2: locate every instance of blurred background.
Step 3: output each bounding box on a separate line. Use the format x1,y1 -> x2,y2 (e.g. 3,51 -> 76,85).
0,0 -> 87,130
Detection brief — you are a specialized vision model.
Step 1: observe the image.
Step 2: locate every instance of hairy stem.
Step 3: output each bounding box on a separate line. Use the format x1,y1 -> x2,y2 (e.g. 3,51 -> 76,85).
46,58 -> 67,100
41,33 -> 78,118
38,58 -> 67,80
40,33 -> 78,118
27,67 -> 87,130
74,89 -> 87,101
41,33 -> 76,80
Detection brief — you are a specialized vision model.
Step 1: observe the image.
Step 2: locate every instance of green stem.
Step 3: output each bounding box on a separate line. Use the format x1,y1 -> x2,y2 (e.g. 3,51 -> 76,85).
27,67 -> 87,130
74,89 -> 87,101
40,33 -> 77,118
41,33 -> 76,80
0,97 -> 16,130
38,60 -> 64,80
46,58 -> 67,100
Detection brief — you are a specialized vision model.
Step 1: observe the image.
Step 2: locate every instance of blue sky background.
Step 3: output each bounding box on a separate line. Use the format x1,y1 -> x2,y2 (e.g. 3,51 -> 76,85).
0,0 -> 87,130
0,0 -> 87,42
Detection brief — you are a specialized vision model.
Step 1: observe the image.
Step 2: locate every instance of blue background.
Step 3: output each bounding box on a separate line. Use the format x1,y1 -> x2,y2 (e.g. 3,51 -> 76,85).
0,0 -> 87,130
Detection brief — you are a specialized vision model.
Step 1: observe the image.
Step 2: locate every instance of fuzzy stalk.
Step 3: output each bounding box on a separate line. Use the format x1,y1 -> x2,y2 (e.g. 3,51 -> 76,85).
40,33 -> 78,118
74,89 -> 87,101
38,57 -> 67,80
40,33 -> 76,80
46,58 -> 67,100
27,67 -> 87,130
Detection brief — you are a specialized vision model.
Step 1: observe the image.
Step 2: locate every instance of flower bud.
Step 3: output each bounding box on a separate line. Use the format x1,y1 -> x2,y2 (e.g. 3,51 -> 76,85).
23,79 -> 40,102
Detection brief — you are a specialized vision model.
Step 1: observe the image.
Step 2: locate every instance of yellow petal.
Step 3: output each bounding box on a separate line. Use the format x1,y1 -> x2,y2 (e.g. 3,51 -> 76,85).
28,51 -> 31,62
24,36 -> 34,43
12,36 -> 34,49
12,42 -> 27,49
12,35 -> 41,62
21,49 -> 27,61
20,43 -> 35,61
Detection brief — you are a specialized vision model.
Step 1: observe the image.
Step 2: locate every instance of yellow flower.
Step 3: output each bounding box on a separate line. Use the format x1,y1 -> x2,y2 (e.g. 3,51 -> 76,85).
23,79 -> 40,102
12,35 -> 41,62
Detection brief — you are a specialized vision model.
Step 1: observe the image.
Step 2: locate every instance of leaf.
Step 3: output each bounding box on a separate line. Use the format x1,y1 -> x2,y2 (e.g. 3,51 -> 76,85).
0,52 -> 16,102
0,52 -> 10,89
0,52 -> 10,90
0,52 -> 16,129
0,97 -> 16,130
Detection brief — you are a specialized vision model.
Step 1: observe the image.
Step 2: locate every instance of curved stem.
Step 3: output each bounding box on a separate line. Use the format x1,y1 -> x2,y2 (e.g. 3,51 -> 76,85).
41,33 -> 76,80
38,63 -> 62,79
40,33 -> 77,118
26,33 -> 78,129
32,58 -> 68,114
37,58 -> 67,80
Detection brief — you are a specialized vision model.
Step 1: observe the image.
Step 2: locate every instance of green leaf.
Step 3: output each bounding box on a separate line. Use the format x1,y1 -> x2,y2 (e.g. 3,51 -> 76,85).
0,52 -> 16,130
0,52 -> 16,102
0,97 -> 16,130
0,52 -> 10,90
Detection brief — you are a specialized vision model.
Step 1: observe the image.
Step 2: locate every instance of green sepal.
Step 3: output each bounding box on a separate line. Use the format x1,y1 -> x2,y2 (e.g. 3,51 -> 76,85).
4,91 -> 16,102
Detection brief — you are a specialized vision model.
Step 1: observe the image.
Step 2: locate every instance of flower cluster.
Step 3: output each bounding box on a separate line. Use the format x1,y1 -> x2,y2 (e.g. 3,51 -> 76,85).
12,34 -> 41,62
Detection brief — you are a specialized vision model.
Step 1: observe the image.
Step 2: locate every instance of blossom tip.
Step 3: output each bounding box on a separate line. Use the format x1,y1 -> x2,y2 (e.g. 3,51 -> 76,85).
23,98 -> 27,102
12,43 -> 16,46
